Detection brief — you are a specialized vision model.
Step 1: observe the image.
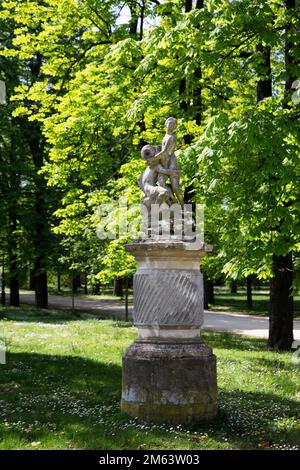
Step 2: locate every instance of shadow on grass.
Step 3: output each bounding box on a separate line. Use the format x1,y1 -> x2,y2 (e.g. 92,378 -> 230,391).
0,305 -> 132,325
0,351 -> 125,449
1,351 -> 122,397
202,331 -> 267,352
1,350 -> 299,449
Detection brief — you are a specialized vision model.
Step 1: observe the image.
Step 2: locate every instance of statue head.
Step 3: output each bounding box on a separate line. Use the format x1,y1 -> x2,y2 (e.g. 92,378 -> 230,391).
165,117 -> 177,133
141,144 -> 161,163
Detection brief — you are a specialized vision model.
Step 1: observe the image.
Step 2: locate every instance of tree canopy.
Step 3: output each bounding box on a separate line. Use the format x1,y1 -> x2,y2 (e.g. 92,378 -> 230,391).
1,0 -> 299,349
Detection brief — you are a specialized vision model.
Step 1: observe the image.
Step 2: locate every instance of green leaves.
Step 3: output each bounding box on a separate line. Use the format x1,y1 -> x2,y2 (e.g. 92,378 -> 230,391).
193,99 -> 300,279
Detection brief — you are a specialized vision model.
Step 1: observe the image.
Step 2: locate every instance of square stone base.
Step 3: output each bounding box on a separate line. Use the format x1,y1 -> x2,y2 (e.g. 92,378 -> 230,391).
121,339 -> 218,424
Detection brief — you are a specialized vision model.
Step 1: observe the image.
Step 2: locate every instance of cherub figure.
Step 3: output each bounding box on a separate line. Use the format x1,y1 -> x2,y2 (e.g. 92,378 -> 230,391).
138,117 -> 183,208
138,144 -> 177,208
148,117 -> 183,207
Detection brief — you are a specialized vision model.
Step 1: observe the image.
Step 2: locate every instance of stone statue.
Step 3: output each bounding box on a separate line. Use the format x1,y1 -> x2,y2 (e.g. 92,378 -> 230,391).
122,117 -> 217,424
138,117 -> 184,208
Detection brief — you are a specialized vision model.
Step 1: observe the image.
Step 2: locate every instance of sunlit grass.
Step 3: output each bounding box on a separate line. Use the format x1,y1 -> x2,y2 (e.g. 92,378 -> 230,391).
0,306 -> 299,450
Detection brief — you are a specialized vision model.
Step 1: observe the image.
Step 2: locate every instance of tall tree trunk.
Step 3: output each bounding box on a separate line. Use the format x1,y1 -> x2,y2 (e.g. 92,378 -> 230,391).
29,269 -> 35,290
129,1 -> 139,37
246,275 -> 253,308
284,0 -> 296,102
1,257 -> 5,306
29,129 -> 48,308
33,190 -> 48,308
268,254 -> 294,350
8,211 -> 19,307
9,254 -> 19,307
182,1 -> 204,204
8,125 -> 19,307
114,278 -> 123,297
179,1 -> 204,144
72,273 -> 81,293
92,282 -> 101,295
230,281 -> 237,294
256,44 -> 272,102
25,55 -> 48,308
34,257 -> 47,309
57,272 -> 61,292
204,275 -> 214,305
267,0 -> 296,350
254,37 -> 294,348
185,0 -> 193,12
84,272 -> 88,295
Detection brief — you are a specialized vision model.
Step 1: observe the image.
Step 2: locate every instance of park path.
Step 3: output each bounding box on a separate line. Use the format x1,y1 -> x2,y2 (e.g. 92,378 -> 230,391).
15,290 -> 300,340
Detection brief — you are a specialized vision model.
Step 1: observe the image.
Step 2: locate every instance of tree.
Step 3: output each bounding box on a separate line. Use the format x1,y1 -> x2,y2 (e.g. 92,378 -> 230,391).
4,1 -> 216,303
188,0 -> 300,350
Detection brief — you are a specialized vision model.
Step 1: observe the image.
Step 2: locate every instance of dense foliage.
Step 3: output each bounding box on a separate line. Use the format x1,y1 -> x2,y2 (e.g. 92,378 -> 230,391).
1,0 -> 299,348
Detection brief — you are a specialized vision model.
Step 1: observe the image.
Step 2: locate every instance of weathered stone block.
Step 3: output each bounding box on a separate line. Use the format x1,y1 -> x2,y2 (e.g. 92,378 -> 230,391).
121,339 -> 218,424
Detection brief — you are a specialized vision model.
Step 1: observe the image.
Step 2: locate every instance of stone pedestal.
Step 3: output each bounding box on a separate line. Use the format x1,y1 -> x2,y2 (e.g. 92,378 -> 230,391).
121,239 -> 218,424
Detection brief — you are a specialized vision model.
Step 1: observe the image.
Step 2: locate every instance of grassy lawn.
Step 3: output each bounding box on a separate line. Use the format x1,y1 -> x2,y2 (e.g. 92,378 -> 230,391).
213,287 -> 300,318
0,306 -> 299,450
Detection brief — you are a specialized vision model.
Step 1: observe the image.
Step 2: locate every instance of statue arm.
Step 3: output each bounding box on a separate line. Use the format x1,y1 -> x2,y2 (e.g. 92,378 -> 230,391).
157,164 -> 180,177
149,135 -> 176,166
148,153 -> 163,166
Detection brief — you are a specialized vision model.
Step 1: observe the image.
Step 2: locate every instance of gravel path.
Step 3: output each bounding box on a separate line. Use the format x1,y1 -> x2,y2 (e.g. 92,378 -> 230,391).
16,290 -> 300,340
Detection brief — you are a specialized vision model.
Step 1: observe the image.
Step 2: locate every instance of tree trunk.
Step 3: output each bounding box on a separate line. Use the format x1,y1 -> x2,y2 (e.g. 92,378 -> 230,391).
246,275 -> 253,308
71,274 -> 75,312
29,269 -> 35,290
204,275 -> 214,305
256,44 -> 272,102
284,0 -> 296,103
268,253 -> 294,350
26,56 -> 48,308
185,0 -> 193,13
72,273 -> 81,293
9,257 -> 19,307
92,282 -> 101,295
84,272 -> 88,295
8,118 -> 20,307
179,1 -> 204,144
33,183 -> 48,308
267,0 -> 295,350
1,261 -> 5,306
32,179 -> 49,308
129,2 -> 139,37
230,281 -> 237,294
114,278 -> 123,297
8,217 -> 19,307
57,272 -> 61,292
34,257 -> 48,308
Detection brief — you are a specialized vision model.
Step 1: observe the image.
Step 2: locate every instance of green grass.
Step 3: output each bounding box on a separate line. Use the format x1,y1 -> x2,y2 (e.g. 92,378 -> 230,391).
213,287 -> 300,318
0,306 -> 299,450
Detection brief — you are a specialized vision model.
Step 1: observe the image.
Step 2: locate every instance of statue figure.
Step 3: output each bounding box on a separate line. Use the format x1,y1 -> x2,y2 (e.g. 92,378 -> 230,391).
138,117 -> 184,208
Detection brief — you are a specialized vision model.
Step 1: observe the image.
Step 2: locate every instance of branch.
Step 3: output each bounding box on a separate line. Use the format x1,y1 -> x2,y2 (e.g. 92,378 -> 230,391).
220,33 -> 257,61
55,40 -> 112,95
